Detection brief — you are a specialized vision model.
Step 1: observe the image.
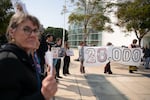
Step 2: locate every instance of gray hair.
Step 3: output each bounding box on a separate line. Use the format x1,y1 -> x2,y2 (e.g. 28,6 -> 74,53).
6,12 -> 40,41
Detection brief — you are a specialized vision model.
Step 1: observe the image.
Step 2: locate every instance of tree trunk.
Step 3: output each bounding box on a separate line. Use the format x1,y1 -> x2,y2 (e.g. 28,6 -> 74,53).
138,38 -> 141,47
83,23 -> 87,43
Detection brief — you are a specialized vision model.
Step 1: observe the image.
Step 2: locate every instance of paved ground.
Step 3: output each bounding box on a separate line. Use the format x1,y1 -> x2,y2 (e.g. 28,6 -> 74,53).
54,49 -> 150,100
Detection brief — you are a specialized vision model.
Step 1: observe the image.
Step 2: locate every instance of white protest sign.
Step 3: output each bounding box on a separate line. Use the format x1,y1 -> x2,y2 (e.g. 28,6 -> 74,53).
45,50 -> 53,75
84,46 -> 142,67
51,47 -> 59,58
66,49 -> 74,56
51,47 -> 65,58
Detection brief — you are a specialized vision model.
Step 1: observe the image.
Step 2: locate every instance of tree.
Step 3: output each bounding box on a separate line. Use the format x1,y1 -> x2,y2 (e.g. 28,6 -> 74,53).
115,0 -> 150,46
68,0 -> 112,42
44,27 -> 68,42
0,0 -> 14,44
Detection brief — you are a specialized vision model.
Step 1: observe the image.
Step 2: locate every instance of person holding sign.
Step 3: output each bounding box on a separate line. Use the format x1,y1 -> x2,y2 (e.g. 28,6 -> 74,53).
63,42 -> 71,76
46,34 -> 55,51
128,39 -> 139,73
79,41 -> 86,73
104,42 -> 113,74
54,38 -> 63,78
37,34 -> 55,80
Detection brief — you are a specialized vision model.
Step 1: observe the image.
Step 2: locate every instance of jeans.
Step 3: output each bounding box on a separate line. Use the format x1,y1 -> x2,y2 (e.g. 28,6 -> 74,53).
53,59 -> 57,67
144,57 -> 150,69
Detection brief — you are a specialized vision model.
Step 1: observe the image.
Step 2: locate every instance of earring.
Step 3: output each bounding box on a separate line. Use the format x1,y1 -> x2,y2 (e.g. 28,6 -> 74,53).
11,38 -> 15,42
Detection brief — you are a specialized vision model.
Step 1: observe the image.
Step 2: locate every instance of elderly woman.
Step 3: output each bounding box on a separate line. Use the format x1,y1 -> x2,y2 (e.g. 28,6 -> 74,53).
0,12 -> 57,100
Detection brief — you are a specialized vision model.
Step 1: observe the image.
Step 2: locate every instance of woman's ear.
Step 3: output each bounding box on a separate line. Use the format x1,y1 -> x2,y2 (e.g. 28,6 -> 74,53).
9,28 -> 16,37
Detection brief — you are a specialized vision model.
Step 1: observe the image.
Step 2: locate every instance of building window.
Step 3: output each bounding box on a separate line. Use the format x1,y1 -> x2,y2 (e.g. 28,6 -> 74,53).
91,34 -> 98,40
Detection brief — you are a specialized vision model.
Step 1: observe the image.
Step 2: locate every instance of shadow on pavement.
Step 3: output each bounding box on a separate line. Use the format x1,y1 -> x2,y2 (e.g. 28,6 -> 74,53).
84,74 -> 129,100
56,74 -> 94,99
113,63 -> 150,78
54,96 -> 75,100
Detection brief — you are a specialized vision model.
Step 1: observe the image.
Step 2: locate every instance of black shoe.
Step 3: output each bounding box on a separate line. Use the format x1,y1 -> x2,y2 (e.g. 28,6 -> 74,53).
108,72 -> 112,74
74,59 -> 79,61
57,76 -> 63,78
129,70 -> 133,73
66,72 -> 70,75
63,74 -> 67,76
56,78 -> 59,83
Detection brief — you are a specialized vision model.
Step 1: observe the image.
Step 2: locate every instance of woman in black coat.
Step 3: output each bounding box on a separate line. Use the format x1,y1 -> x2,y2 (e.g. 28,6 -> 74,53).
0,12 -> 57,99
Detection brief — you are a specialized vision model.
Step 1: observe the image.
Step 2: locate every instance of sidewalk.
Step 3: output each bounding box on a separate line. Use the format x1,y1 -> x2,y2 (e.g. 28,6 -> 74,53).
54,49 -> 150,100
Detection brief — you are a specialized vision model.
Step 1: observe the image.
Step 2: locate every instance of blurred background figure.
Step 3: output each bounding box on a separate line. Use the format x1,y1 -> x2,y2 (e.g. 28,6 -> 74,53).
75,41 -> 83,61
104,42 -> 113,74
63,42 -> 71,76
143,45 -> 150,69
128,39 -> 139,73
79,41 -> 86,74
54,38 -> 63,78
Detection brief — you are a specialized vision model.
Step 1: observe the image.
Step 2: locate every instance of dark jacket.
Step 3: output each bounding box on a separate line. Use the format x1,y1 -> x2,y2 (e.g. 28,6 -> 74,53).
143,48 -> 150,58
36,36 -> 48,73
0,43 -> 44,100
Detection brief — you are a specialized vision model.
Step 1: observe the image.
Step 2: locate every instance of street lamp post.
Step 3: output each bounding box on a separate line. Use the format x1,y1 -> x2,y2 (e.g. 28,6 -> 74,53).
62,0 -> 66,47
62,0 -> 74,47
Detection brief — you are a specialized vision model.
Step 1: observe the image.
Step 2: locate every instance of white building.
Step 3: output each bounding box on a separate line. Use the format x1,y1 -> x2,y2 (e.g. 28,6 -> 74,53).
101,0 -> 137,46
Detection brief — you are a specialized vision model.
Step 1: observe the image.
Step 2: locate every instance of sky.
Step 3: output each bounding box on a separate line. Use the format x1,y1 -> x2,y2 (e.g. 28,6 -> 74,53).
12,0 -> 72,29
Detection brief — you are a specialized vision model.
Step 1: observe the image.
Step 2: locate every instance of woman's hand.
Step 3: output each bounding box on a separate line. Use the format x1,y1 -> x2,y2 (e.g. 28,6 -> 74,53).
41,66 -> 57,100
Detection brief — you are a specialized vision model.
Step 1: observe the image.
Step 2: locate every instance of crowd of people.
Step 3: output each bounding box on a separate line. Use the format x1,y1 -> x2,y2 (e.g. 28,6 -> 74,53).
0,2 -> 75,99
0,2 -> 73,100
37,31 -> 73,81
0,2 -> 150,100
0,1 -> 79,99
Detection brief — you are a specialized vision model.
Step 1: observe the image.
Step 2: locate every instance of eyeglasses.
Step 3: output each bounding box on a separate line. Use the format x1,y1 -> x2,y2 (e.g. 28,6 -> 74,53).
22,26 -> 40,36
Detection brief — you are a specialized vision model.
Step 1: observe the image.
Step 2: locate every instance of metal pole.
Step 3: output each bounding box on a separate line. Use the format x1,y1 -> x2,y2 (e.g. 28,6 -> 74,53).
62,0 -> 66,47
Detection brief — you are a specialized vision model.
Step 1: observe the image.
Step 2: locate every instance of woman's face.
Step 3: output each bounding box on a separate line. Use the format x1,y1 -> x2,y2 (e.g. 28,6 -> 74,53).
47,36 -> 53,42
58,39 -> 62,45
11,19 -> 39,53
